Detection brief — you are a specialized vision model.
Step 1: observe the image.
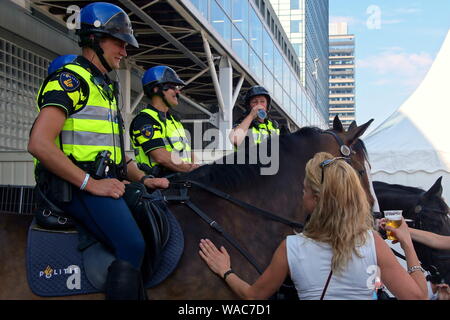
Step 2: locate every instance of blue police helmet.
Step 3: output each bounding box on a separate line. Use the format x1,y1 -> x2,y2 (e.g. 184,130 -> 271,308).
244,85 -> 271,109
142,66 -> 186,96
47,55 -> 77,75
77,2 -> 139,48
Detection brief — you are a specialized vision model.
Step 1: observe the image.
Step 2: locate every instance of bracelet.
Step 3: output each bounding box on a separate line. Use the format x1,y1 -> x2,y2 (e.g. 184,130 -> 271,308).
223,269 -> 234,280
139,174 -> 154,184
80,173 -> 90,191
126,158 -> 134,165
407,265 -> 426,274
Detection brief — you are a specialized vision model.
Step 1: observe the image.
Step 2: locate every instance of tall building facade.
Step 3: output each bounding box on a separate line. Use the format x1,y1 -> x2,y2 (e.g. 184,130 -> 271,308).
328,22 -> 355,129
268,0 -> 329,120
191,0 -> 328,128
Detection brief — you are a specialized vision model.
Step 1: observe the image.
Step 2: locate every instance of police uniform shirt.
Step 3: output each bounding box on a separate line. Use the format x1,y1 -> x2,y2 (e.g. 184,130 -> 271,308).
131,105 -> 181,154
233,113 -> 279,136
37,56 -> 114,116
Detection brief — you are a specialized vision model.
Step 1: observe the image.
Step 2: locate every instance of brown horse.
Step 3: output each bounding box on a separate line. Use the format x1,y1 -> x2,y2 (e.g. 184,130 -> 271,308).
0,117 -> 373,299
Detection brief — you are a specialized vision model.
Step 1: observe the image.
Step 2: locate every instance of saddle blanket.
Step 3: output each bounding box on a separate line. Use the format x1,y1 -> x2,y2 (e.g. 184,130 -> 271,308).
26,210 -> 184,297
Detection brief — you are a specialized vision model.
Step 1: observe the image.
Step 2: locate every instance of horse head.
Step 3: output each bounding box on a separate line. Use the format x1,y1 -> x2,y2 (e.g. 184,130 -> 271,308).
402,177 -> 450,284
407,177 -> 450,233
329,116 -> 375,208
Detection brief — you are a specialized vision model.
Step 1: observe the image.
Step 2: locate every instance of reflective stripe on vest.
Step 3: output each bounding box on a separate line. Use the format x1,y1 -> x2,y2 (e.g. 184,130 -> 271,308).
132,108 -> 191,168
36,63 -> 122,164
252,120 -> 280,144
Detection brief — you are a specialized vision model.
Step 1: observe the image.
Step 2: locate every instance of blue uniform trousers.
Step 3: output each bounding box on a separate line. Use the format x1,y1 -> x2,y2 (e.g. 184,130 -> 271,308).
61,189 -> 145,270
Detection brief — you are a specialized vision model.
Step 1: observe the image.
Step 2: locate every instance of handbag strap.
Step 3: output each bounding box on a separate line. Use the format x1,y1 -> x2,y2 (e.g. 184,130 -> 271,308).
320,270 -> 333,300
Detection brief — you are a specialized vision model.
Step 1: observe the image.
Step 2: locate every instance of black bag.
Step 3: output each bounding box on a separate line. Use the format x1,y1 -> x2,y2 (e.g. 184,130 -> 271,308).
33,168 -> 76,230
123,182 -> 171,280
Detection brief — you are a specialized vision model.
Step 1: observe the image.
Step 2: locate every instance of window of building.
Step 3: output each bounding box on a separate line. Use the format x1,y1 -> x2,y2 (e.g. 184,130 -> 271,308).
249,6 -> 262,58
290,20 -> 300,33
232,25 -> 249,65
211,1 -> 231,45
216,0 -> 232,16
232,0 -> 249,40
191,0 -> 209,20
290,0 -> 300,10
0,37 -> 46,150
273,47 -> 282,83
250,48 -> 263,81
259,0 -> 265,17
262,28 -> 274,70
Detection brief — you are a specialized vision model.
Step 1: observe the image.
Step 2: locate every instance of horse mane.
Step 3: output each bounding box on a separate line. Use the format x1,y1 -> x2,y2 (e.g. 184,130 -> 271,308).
183,126 -> 324,191
353,139 -> 369,162
375,181 -> 425,195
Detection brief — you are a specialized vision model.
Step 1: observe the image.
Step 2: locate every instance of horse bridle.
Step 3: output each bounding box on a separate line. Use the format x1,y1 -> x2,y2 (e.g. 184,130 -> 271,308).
323,130 -> 366,178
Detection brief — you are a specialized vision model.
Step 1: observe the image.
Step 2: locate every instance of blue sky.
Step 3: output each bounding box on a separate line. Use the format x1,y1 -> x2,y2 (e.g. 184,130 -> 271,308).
330,0 -> 450,133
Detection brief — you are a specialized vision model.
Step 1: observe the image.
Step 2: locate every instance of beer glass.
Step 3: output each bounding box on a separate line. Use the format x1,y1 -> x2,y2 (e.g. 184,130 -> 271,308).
384,210 -> 402,241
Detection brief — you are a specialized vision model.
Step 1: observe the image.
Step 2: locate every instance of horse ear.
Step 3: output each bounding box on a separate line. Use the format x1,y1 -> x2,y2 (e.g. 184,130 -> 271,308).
348,120 -> 357,132
332,115 -> 344,133
345,118 -> 374,145
424,176 -> 443,199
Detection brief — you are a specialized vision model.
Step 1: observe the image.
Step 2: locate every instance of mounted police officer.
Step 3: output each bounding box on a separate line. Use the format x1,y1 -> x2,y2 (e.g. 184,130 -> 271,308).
28,2 -> 168,300
229,85 -> 280,148
130,66 -> 199,177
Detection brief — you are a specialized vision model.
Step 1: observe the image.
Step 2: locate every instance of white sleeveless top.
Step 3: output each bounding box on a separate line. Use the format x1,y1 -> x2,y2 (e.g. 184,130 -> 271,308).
286,231 -> 377,300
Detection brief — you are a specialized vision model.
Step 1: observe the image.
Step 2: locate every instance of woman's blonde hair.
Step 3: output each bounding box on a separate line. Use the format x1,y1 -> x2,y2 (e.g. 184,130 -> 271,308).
303,152 -> 374,274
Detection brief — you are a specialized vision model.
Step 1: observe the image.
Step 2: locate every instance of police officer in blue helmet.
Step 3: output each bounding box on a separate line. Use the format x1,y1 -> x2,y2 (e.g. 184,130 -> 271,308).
129,66 -> 199,177
229,85 -> 280,148
29,2 -> 169,300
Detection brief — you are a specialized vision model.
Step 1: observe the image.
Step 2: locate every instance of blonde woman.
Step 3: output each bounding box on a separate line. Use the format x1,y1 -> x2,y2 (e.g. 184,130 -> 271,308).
199,152 -> 428,300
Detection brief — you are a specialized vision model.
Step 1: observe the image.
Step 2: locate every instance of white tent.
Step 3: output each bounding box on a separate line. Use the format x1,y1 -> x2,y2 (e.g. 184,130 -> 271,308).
364,30 -> 450,202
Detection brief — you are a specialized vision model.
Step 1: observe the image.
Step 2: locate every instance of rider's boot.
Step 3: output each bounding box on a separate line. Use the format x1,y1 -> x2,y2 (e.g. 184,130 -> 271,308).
105,260 -> 147,300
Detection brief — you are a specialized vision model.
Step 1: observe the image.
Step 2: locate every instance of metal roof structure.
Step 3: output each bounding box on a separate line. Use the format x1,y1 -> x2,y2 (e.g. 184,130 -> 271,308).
30,0 -> 294,130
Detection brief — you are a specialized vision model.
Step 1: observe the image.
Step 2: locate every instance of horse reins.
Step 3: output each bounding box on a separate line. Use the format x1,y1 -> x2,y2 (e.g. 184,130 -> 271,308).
165,180 -> 304,275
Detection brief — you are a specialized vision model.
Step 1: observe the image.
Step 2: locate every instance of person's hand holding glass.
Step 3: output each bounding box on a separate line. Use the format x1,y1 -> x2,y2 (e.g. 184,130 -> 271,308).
380,212 -> 414,249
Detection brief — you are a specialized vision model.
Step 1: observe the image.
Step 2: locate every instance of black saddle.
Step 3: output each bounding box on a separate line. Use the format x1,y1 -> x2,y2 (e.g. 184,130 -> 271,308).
33,183 -> 172,285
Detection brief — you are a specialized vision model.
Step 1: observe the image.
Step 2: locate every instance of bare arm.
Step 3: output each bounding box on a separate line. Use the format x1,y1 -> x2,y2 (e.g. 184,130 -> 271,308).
148,147 -> 199,173
409,227 -> 450,250
199,239 -> 288,299
28,107 -> 126,199
229,108 -> 260,147
374,231 -> 428,300
125,157 -> 169,189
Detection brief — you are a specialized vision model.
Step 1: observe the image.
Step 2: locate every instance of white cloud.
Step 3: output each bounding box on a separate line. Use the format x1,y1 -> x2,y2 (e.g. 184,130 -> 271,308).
395,7 -> 422,15
357,49 -> 433,89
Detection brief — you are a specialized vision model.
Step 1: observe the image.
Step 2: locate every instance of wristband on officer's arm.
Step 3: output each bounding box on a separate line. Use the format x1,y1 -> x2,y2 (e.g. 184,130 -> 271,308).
139,174 -> 155,184
80,173 -> 90,191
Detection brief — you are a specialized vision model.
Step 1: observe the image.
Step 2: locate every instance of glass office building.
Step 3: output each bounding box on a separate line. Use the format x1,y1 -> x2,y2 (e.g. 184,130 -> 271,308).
329,22 -> 355,129
268,0 -> 329,120
190,0 -> 327,128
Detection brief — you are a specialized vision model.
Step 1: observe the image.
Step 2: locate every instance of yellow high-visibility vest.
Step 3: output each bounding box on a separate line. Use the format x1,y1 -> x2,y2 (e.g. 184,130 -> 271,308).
131,108 -> 191,168
35,63 -> 123,165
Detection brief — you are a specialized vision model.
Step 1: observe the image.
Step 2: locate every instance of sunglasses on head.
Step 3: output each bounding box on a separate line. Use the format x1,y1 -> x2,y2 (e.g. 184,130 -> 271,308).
319,157 -> 350,184
162,84 -> 183,91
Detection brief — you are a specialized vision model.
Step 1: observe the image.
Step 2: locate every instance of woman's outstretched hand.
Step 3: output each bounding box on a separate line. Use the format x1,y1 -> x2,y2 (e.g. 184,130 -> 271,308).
199,238 -> 231,278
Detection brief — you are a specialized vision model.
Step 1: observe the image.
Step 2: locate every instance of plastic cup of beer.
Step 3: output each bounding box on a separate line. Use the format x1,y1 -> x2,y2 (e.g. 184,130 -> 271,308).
385,210 -> 403,241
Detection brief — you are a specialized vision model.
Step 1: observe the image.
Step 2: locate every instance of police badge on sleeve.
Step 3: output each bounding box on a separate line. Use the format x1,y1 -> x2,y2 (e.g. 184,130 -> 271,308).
59,72 -> 80,92
141,125 -> 154,139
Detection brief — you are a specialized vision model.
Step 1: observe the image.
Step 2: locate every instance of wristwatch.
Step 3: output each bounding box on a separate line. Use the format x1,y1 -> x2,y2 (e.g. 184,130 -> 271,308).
407,265 -> 426,274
